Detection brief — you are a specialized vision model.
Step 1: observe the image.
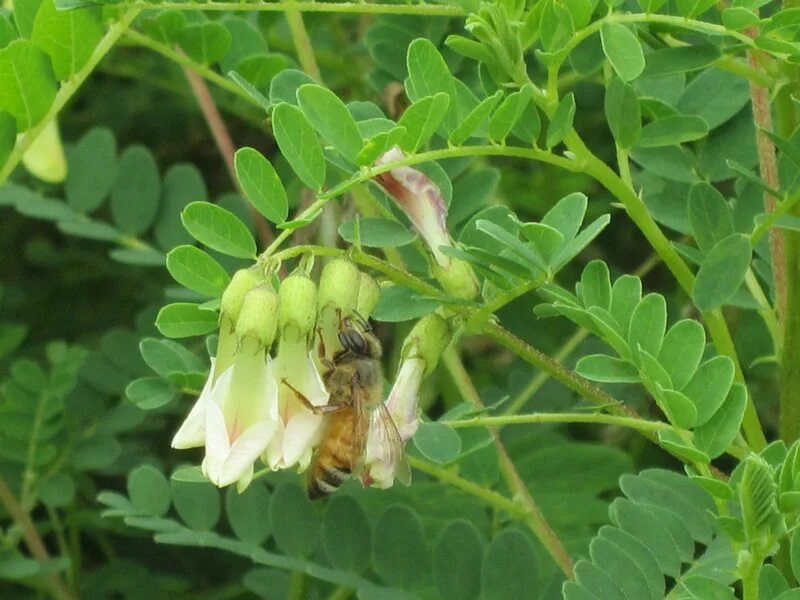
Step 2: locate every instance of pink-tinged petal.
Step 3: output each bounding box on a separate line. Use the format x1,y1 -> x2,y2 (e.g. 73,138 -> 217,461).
385,358 -> 424,442
375,147 -> 452,267
215,420 -> 277,487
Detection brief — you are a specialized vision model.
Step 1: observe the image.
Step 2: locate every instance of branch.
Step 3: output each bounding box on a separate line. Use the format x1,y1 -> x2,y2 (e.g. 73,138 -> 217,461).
0,477 -> 75,600
114,1 -> 465,15
441,347 -> 575,579
178,49 -> 274,247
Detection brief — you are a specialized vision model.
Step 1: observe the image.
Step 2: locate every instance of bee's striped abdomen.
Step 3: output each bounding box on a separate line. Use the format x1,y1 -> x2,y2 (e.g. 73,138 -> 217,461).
308,409 -> 356,500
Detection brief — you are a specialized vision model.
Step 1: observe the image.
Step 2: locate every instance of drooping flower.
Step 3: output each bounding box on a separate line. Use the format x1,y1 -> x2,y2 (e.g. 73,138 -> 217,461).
362,312 -> 452,488
171,268 -> 262,450
172,280 -> 281,492
202,284 -> 280,491
374,147 -> 479,300
263,272 -> 330,471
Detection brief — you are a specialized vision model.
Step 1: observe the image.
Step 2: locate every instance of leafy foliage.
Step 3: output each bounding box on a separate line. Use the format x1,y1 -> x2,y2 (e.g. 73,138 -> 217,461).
1,0 -> 800,597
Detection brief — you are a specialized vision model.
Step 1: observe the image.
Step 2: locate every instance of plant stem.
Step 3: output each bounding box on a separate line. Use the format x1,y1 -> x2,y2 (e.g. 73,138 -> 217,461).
285,2 -> 322,82
178,50 -> 274,247
116,1 -> 465,15
0,8 -> 141,184
441,348 -> 575,578
124,29 -> 255,104
261,144 -> 578,256
444,412 -> 669,434
0,477 -> 75,600
288,571 -> 306,600
562,131 -> 768,451
407,456 -> 526,518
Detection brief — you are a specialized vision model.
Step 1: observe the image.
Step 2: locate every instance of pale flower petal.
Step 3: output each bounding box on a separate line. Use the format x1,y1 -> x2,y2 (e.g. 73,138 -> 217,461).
385,357 -> 425,442
171,360 -> 217,449
215,421 -> 278,487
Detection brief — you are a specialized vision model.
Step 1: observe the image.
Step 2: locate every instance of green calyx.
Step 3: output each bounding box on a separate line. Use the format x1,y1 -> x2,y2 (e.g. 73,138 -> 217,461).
402,313 -> 452,377
278,271 -> 318,343
235,285 -> 279,350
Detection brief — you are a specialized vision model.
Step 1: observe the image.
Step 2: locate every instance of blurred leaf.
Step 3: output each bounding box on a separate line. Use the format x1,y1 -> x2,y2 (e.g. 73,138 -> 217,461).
155,163 -> 208,250
321,495 -> 371,573
171,479 -> 220,531
272,102 -> 326,190
482,530 -> 539,600
546,92 -> 576,148
181,201 -> 257,259
125,377 -> 175,410
110,145 -> 161,236
31,0 -> 102,79
601,23 -> 645,82
156,302 -> 218,338
605,77 -> 641,149
638,116 -> 708,148
678,68 -> 750,130
177,22 -> 232,65
688,183 -> 734,254
372,285 -> 439,322
0,39 -> 58,130
234,147 -> 288,224
642,46 -> 720,78
693,234 -> 752,311
297,84 -> 363,162
413,422 -> 461,464
373,505 -> 430,589
433,520 -> 483,600
65,128 -> 116,213
226,482 -> 272,545
339,218 -> 417,247
127,465 -> 171,517
270,483 -> 319,557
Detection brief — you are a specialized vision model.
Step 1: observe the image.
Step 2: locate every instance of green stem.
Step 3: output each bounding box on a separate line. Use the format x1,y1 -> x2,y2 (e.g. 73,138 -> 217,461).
261,145 -> 578,256
751,189 -> 800,245
123,29 -> 255,104
0,9 -> 141,184
284,2 -> 322,82
562,131 -> 767,451
504,326 -> 587,415
407,456 -> 526,518
325,587 -> 352,600
114,1 -> 465,15
744,268 -> 781,350
444,412 -> 669,434
441,348 -> 575,578
288,571 -> 306,600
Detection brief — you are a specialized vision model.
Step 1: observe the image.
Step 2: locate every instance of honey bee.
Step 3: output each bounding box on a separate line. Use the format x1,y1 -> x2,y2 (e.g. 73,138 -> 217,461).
282,316 -> 411,499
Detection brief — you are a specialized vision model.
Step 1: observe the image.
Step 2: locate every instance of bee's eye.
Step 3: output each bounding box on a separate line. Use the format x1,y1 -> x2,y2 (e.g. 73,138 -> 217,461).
339,329 -> 367,355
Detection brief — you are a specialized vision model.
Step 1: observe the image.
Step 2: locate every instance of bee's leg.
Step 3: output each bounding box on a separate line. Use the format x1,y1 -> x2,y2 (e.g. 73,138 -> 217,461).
316,327 -> 327,359
280,378 -> 344,414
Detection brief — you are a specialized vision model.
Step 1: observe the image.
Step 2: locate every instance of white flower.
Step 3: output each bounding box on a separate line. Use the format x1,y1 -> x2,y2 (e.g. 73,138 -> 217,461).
263,339 -> 330,471
362,357 -> 424,489
202,340 -> 279,491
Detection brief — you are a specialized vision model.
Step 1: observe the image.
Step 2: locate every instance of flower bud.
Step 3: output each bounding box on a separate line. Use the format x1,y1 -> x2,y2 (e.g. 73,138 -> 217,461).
278,272 -> 317,343
235,285 -> 279,349
401,313 -> 451,377
317,258 -> 360,318
221,268 -> 263,323
356,272 -> 381,319
22,120 -> 67,183
432,256 -> 479,301
374,147 -> 452,269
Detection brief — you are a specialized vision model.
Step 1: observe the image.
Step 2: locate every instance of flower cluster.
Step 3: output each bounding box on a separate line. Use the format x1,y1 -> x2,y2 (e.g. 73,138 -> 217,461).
171,258 -> 450,492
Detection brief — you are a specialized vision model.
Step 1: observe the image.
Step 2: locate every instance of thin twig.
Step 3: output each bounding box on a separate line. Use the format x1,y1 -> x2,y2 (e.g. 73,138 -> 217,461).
441,347 -> 575,578
0,477 -> 75,600
177,48 -> 274,248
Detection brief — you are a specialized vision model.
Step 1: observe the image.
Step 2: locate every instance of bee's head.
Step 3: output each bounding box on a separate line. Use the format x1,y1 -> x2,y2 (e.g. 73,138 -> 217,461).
338,318 -> 382,359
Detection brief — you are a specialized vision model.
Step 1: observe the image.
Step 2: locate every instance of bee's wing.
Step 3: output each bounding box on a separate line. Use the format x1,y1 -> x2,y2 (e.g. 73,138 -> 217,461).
371,402 -> 412,486
350,382 -> 371,477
